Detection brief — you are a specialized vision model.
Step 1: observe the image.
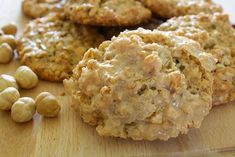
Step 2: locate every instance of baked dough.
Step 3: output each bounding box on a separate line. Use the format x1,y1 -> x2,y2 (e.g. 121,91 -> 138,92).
158,13 -> 235,105
18,13 -> 104,82
142,0 -> 222,18
64,29 -> 214,140
64,0 -> 151,26
22,0 -> 66,18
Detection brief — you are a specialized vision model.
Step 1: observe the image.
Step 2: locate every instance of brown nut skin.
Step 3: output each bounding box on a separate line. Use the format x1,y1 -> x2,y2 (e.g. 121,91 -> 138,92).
35,92 -> 60,118
0,74 -> 18,92
15,66 -> 39,89
1,23 -> 18,36
0,43 -> 13,64
0,87 -> 20,110
0,35 -> 17,49
11,97 -> 36,123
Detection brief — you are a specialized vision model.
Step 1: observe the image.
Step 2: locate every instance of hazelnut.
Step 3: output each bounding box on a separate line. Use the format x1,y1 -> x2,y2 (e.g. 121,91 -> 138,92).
15,66 -> 38,89
0,74 -> 18,92
35,92 -> 60,117
11,97 -> 36,123
1,23 -> 17,36
0,87 -> 20,110
0,43 -> 13,64
0,35 -> 17,49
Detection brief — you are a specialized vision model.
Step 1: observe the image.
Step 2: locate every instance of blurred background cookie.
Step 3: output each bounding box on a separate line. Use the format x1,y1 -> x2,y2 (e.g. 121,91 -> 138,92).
22,0 -> 66,18
158,13 -> 235,105
64,0 -> 152,26
17,13 -> 105,82
142,0 -> 222,18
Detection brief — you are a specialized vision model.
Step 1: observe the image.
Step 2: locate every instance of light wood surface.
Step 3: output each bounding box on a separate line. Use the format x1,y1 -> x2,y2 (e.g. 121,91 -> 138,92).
0,0 -> 235,157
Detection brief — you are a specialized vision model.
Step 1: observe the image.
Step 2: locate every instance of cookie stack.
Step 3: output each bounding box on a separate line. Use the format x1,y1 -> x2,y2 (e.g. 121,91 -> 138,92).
18,0 -> 235,141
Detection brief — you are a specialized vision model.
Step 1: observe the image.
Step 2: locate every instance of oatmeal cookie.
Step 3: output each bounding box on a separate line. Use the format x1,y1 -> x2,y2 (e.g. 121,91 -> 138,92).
142,0 -> 222,18
22,0 -> 66,18
158,13 -> 235,105
64,29 -> 213,140
64,0 -> 151,26
17,13 -> 104,82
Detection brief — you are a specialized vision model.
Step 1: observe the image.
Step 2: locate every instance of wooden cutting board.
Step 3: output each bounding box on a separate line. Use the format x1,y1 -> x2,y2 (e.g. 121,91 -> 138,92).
0,0 -> 235,157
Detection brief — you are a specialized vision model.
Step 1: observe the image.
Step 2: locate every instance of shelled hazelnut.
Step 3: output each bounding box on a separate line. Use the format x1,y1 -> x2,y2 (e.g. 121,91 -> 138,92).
0,87 -> 20,110
0,43 -> 13,64
35,92 -> 61,118
15,66 -> 38,89
11,97 -> 36,123
1,23 -> 17,36
0,74 -> 18,92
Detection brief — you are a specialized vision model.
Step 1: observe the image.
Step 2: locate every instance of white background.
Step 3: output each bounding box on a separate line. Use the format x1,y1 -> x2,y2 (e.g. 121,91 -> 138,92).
214,0 -> 235,23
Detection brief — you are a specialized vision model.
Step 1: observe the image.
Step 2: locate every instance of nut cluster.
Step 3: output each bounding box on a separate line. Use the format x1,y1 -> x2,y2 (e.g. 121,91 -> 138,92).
0,21 -> 81,124
0,23 -> 61,123
0,65 -> 60,122
0,65 -> 39,122
0,23 -> 17,64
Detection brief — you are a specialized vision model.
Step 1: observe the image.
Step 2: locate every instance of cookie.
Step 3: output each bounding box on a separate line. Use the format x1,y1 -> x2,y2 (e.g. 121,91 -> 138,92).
101,18 -> 165,39
64,29 -> 213,141
158,13 -> 235,105
17,13 -> 104,82
64,0 -> 151,26
22,0 -> 66,18
142,0 -> 222,18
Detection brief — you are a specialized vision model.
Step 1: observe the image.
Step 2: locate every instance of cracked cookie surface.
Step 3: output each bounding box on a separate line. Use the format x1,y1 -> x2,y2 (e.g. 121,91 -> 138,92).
142,0 -> 222,18
158,13 -> 235,105
22,0 -> 66,18
18,13 -> 104,82
64,29 -> 213,140
64,0 -> 151,26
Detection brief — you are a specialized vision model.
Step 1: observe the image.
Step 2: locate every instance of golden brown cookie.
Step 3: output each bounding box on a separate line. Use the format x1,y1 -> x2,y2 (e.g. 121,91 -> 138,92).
158,13 -> 235,105
64,29 -> 213,141
64,0 -> 151,26
22,0 -> 66,18
142,0 -> 222,18
17,13 -> 104,82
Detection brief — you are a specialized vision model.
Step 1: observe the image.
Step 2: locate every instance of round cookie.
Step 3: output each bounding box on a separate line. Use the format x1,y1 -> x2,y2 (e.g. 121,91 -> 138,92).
158,13 -> 235,105
22,0 -> 66,18
142,0 -> 222,18
64,29 -> 213,141
17,13 -> 104,82
64,0 -> 152,26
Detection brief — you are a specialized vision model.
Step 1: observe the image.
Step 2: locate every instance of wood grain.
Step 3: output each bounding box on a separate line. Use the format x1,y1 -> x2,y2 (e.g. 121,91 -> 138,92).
0,0 -> 235,157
